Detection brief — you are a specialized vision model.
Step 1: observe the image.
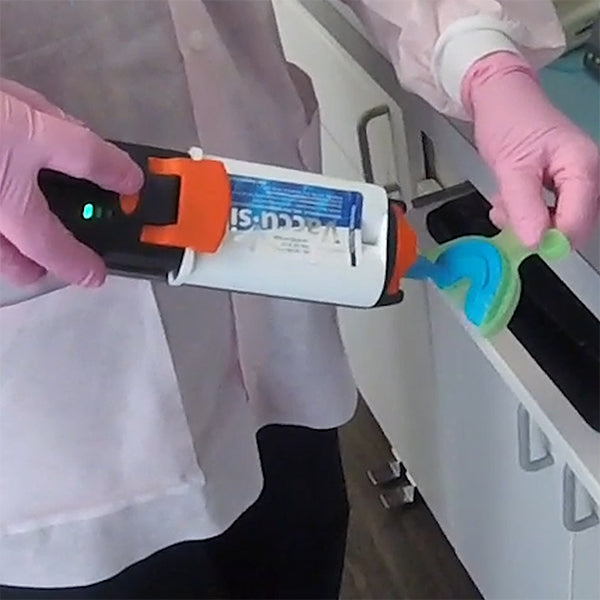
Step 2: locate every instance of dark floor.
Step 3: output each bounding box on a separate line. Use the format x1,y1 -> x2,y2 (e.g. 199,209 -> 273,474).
338,398 -> 482,600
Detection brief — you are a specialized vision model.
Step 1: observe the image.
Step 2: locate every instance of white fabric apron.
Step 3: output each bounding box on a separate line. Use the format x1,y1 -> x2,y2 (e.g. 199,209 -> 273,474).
0,0 -> 357,587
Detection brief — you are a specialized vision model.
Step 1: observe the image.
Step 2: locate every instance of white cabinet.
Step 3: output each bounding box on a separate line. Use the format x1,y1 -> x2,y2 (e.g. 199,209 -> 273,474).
273,0 -> 412,198
273,0 -> 435,467
320,125 -> 362,181
571,490 -> 600,599
274,4 -> 600,600
322,116 -> 435,472
427,288 -> 572,600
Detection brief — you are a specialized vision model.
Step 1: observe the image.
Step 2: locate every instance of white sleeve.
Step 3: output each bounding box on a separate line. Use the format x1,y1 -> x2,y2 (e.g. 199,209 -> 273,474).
432,16 -> 522,105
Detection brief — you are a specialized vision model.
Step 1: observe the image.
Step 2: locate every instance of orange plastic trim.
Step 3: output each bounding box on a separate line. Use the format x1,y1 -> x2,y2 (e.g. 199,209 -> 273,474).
140,157 -> 231,254
386,203 -> 418,295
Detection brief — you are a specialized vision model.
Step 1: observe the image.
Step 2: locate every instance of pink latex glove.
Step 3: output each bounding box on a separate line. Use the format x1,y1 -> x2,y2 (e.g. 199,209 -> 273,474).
0,79 -> 144,287
462,52 -> 600,248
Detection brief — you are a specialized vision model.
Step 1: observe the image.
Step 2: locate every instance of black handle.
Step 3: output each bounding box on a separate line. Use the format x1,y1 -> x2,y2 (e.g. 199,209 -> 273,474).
39,141 -> 187,280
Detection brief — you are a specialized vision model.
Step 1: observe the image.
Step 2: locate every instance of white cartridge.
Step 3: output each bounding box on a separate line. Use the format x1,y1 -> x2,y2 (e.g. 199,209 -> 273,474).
168,148 -> 391,308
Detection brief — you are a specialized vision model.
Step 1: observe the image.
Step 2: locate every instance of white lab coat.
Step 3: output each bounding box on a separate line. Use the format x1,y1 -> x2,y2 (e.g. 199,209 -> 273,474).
0,0 -> 564,588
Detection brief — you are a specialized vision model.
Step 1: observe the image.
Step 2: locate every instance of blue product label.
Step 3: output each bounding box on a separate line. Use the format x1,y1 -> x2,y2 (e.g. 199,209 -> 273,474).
228,174 -> 363,265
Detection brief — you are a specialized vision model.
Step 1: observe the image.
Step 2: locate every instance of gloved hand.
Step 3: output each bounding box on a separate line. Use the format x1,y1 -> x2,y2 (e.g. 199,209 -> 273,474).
0,79 -> 143,287
462,52 -> 600,248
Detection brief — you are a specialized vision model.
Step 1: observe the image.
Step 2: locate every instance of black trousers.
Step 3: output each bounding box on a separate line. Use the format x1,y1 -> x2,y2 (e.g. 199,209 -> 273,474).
1,425 -> 349,600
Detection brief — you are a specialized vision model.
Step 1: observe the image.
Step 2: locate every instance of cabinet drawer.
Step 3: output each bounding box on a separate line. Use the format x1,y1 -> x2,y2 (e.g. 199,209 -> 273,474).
426,283 -> 572,600
407,185 -> 600,508
407,184 -> 600,599
275,0 -> 435,456
320,123 -> 436,464
573,514 -> 600,599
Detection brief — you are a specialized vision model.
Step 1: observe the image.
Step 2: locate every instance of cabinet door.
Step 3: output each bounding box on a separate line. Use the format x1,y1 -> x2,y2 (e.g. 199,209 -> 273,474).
320,121 -> 435,468
273,0 -> 412,197
572,499 -> 600,599
275,0 -> 434,462
426,288 -> 571,600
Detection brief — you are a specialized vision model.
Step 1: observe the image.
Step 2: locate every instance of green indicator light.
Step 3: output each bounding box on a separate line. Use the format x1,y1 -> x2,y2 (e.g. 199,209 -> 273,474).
82,203 -> 94,220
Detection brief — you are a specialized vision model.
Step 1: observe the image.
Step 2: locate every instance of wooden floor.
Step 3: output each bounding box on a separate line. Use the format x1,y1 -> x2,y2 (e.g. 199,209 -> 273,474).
338,398 -> 482,600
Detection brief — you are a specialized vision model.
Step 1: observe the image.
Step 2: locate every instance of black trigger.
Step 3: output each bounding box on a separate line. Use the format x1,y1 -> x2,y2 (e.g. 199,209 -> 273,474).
137,174 -> 181,226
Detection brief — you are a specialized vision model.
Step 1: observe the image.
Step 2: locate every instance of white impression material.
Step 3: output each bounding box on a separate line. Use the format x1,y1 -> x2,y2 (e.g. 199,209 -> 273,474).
168,147 -> 390,308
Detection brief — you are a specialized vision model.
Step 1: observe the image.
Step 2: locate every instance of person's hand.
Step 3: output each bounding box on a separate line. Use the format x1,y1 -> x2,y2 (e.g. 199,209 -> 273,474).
0,79 -> 143,287
462,52 -> 600,249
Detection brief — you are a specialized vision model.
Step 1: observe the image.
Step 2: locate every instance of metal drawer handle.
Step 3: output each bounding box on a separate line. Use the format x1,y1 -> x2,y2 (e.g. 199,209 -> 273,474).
357,105 -> 389,183
357,105 -> 402,201
517,405 -> 554,472
563,465 -> 599,532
